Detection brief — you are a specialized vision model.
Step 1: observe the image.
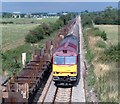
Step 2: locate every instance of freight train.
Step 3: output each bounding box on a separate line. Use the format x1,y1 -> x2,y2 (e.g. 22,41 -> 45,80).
52,17 -> 79,85
2,18 -> 76,103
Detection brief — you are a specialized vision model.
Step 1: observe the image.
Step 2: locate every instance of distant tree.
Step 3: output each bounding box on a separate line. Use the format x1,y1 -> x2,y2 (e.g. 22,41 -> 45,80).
2,12 -> 12,18
92,6 -> 118,25
81,13 -> 93,27
84,10 -> 89,13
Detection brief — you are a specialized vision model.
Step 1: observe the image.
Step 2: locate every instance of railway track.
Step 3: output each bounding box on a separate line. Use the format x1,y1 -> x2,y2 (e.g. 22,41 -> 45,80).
53,87 -> 72,103
35,73 -> 73,103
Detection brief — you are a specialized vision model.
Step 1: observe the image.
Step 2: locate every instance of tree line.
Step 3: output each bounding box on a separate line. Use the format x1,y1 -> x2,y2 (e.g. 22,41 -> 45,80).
81,6 -> 119,25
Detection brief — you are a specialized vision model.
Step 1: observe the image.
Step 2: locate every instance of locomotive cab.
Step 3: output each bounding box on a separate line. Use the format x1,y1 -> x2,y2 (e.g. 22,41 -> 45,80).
53,50 -> 78,83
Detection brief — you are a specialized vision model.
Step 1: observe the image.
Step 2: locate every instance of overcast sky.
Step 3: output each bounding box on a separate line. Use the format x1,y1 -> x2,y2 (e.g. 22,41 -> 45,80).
2,2 -> 118,13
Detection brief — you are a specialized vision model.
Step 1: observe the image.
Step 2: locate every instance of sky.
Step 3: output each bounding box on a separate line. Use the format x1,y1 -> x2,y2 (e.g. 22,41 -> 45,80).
2,2 -> 119,13
1,0 -> 120,2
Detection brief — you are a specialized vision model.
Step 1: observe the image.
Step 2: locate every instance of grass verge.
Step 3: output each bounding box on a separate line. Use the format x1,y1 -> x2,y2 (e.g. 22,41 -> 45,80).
83,27 -> 119,102
2,30 -> 58,76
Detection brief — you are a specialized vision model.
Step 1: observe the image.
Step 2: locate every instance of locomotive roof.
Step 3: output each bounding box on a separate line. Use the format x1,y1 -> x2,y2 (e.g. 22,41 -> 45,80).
60,34 -> 78,46
54,34 -> 78,54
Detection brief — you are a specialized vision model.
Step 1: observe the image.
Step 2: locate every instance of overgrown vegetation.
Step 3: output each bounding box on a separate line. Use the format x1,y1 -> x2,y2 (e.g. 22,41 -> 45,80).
86,64 -> 96,88
81,6 -> 119,102
83,26 -> 119,102
101,43 -> 120,62
2,44 -> 32,76
96,40 -> 106,48
83,29 -> 96,89
95,62 -> 118,102
25,13 -> 76,43
92,28 -> 107,41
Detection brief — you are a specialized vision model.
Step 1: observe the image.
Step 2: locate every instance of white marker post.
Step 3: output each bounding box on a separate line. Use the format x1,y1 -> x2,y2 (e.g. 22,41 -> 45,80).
22,53 -> 26,68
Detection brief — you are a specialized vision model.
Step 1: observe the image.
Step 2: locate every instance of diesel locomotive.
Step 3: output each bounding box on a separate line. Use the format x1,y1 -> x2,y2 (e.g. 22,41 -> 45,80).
52,18 -> 79,85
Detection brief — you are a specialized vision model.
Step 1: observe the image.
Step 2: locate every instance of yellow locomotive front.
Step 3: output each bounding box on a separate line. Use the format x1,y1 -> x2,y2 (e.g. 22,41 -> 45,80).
53,55 -> 78,82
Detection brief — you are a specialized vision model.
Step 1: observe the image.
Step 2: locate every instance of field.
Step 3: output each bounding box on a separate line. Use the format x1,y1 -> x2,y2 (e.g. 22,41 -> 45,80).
2,17 -> 58,24
2,24 -> 38,51
2,17 -> 58,52
95,25 -> 118,45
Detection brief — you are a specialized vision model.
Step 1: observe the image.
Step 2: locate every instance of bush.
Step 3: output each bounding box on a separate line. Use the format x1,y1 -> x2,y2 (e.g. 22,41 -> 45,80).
34,27 -> 44,39
100,43 -> 120,62
25,25 -> 45,43
42,23 -> 53,36
11,62 -> 21,68
101,31 -> 107,41
54,20 -> 64,30
25,13 -> 76,44
94,28 -> 107,41
25,34 -> 38,43
94,29 -> 102,36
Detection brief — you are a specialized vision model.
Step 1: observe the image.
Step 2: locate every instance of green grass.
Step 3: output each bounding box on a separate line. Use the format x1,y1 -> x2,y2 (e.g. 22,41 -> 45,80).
86,64 -> 96,88
1,17 -> 58,75
96,40 -> 106,48
95,25 -> 118,45
0,57 -> 2,75
2,29 -> 58,76
2,24 -> 38,45
2,24 -> 38,51
38,17 -> 58,23
83,29 -> 94,63
83,24 -> 119,102
96,63 -> 118,102
2,43 -> 33,76
2,17 -> 58,52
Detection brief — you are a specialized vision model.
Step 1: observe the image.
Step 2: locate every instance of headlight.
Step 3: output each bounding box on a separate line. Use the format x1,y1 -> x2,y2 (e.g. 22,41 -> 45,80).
53,72 -> 57,74
71,72 -> 76,74
53,72 -> 59,74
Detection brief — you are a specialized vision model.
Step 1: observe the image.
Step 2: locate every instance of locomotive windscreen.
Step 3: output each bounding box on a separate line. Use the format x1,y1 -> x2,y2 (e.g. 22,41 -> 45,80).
53,56 -> 76,65
65,56 -> 76,64
54,56 -> 64,64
